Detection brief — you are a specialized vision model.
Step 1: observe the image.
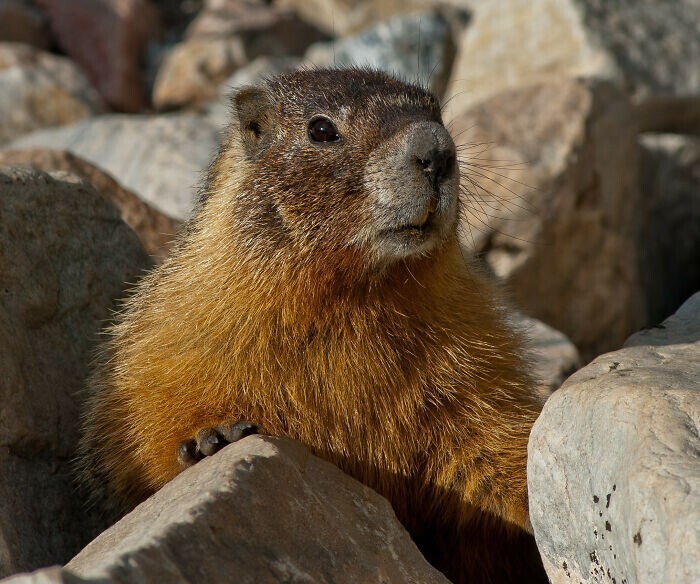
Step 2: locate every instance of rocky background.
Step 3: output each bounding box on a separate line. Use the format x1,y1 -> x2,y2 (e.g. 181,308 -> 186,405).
0,0 -> 697,583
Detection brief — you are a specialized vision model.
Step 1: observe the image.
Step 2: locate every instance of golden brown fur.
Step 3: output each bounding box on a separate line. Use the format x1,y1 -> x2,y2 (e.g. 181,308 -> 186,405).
79,69 -> 545,583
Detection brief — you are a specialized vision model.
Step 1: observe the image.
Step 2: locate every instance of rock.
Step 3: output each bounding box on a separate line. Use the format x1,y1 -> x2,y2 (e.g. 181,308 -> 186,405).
452,78 -> 644,359
0,168 -> 151,578
6,113 -> 222,219
36,0 -> 161,112
444,0 -> 700,132
186,0 -> 329,54
528,291 -> 700,584
153,0 -> 328,110
153,36 -> 247,110
0,0 -> 49,49
67,436 -> 449,584
0,567 -> 85,584
205,55 -> 301,127
276,0 -> 463,37
304,9 -> 457,98
625,292 -> 700,349
516,313 -> 580,398
0,43 -> 103,145
0,149 -> 181,261
636,134 -> 700,328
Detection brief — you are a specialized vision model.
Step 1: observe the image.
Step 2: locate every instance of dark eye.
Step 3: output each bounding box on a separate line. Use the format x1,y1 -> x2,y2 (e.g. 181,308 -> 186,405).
308,116 -> 340,143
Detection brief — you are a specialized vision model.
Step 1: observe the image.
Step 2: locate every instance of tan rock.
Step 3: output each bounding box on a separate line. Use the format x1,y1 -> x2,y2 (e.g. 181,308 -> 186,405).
528,291 -> 700,584
153,36 -> 247,110
0,149 -> 181,261
67,436 -> 449,584
36,0 -> 161,112
453,78 -> 644,359
0,167 -> 151,577
153,0 -> 328,110
0,43 -> 103,145
0,0 -> 49,49
444,0 -> 700,133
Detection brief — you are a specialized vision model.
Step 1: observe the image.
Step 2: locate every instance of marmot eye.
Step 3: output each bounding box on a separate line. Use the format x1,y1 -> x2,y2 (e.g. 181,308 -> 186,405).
308,116 -> 340,143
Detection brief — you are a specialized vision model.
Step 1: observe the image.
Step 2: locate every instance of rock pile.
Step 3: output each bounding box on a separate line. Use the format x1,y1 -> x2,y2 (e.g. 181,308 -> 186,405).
0,0 -> 698,582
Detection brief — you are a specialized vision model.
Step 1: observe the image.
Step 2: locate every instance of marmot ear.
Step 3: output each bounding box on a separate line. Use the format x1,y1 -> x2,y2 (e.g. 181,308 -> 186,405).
233,87 -> 275,159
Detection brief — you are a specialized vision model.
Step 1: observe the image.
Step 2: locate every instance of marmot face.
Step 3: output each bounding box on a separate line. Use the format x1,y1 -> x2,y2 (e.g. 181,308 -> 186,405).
225,68 -> 458,272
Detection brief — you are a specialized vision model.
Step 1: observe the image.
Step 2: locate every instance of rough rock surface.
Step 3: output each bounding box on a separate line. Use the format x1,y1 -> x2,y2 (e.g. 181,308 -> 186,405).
0,168 -> 151,577
528,291 -> 700,584
0,149 -> 181,261
0,43 -> 103,145
304,9 -> 457,98
0,0 -> 49,49
637,134 -> 700,328
67,436 -> 449,584
444,0 -> 700,132
36,0 -> 161,112
6,113 -> 221,219
453,78 -> 644,359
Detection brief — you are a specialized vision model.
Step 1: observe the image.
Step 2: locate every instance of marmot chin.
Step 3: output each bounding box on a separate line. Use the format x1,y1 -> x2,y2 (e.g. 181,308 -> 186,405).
79,68 -> 546,583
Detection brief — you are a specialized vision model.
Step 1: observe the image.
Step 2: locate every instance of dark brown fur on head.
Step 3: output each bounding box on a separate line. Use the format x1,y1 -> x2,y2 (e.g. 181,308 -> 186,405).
78,68 -> 546,584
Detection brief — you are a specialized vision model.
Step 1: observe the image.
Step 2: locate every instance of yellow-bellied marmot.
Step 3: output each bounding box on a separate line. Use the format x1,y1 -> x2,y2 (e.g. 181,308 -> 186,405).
79,68 -> 546,583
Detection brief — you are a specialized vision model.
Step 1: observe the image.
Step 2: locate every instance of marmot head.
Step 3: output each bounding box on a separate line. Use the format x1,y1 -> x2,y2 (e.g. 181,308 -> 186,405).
211,68 -> 458,274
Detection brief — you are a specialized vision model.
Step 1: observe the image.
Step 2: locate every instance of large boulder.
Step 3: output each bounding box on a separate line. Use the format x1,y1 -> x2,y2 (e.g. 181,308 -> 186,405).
5,113 -> 222,219
444,0 -> 700,132
66,436 -> 449,584
452,77 -> 644,359
0,168 -> 151,577
528,291 -> 700,584
36,0 -> 161,112
0,43 -> 103,145
0,148 -> 181,262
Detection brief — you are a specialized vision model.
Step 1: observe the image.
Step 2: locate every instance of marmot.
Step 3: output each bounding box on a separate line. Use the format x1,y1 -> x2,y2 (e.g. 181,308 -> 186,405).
79,68 -> 546,583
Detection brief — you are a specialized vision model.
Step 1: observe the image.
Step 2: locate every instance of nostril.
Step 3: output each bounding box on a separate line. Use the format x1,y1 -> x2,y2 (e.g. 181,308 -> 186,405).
415,149 -> 455,185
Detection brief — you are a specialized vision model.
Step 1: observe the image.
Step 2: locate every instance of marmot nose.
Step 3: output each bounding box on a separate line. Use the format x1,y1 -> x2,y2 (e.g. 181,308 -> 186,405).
408,123 -> 456,188
416,149 -> 455,186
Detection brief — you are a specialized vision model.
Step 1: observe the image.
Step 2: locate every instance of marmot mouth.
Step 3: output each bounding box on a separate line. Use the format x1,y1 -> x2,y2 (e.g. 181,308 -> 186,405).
387,212 -> 436,235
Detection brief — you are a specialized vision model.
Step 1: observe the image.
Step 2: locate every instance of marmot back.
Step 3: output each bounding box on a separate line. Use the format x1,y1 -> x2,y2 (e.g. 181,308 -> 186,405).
79,68 -> 546,583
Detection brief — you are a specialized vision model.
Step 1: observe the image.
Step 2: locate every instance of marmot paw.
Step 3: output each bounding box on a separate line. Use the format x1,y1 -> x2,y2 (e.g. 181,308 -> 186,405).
177,421 -> 258,467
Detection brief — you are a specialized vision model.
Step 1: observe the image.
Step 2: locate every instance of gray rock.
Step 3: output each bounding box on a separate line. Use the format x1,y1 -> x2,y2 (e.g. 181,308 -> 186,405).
304,10 -> 457,98
445,0 -> 700,132
0,148 -> 182,262
0,43 -> 103,145
0,567 -> 87,584
0,168 -> 151,577
636,134 -> 700,329
528,291 -> 700,584
452,78 -> 644,359
67,436 -> 449,584
6,113 -> 222,219
515,313 -> 580,398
